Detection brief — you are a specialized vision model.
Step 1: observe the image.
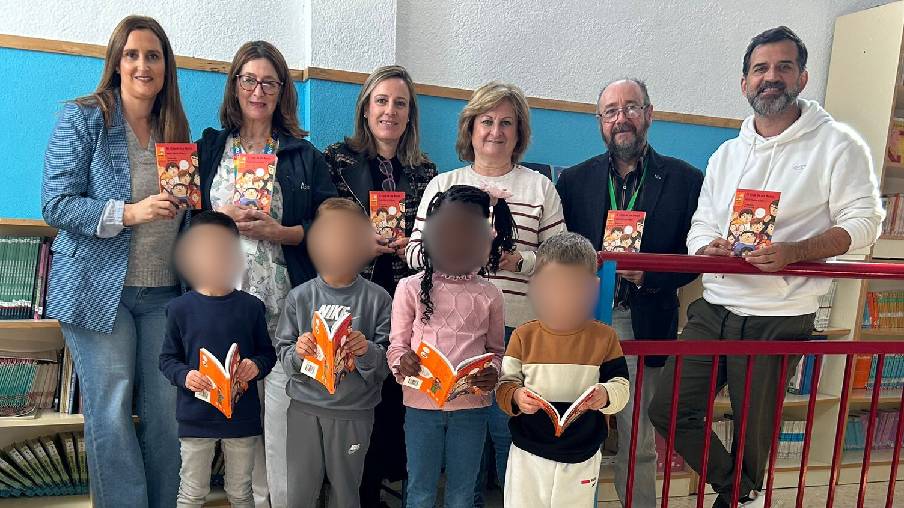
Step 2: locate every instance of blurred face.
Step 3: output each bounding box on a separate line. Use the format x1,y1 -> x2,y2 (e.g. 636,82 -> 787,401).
422,201 -> 493,276
367,78 -> 410,147
530,262 -> 599,333
307,210 -> 373,278
471,100 -> 518,163
598,80 -> 652,161
118,29 -> 165,102
236,58 -> 280,124
176,225 -> 243,290
742,40 -> 808,117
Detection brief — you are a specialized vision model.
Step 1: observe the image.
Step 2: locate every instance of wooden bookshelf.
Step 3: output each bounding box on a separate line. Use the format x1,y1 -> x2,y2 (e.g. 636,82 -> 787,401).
0,494 -> 90,508
0,218 -> 56,237
860,328 -> 904,340
872,236 -> 904,259
849,388 -> 904,404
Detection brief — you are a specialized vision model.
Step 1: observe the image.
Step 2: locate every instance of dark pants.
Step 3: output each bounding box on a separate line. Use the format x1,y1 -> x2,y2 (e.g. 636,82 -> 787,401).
359,378 -> 407,507
649,298 -> 814,506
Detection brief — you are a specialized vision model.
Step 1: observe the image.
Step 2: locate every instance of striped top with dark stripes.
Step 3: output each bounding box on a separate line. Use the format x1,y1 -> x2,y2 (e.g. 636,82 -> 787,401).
405,165 -> 566,328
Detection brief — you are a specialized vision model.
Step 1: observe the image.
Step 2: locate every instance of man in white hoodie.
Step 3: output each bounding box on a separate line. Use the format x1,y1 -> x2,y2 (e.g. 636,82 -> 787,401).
649,26 -> 884,508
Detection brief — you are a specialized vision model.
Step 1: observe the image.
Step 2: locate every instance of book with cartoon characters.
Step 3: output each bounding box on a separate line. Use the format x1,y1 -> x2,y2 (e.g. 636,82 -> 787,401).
523,385 -> 598,437
155,143 -> 201,209
194,343 -> 248,419
727,189 -> 781,256
300,305 -> 356,395
402,342 -> 495,408
369,191 -> 406,242
602,211 -> 646,253
234,153 -> 276,215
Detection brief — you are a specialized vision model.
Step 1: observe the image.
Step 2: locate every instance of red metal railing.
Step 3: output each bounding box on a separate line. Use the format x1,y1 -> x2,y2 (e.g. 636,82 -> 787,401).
598,252 -> 904,508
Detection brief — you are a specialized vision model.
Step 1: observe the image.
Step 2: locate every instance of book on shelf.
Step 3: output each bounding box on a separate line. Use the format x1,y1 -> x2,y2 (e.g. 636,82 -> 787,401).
727,189 -> 780,256
0,351 -> 62,417
862,354 -> 904,391
787,354 -> 826,395
813,280 -> 837,332
0,236 -> 51,320
402,341 -> 495,408
887,119 -> 904,164
300,306 -> 355,395
880,193 -> 904,237
155,143 -> 201,210
0,432 -> 88,497
844,410 -> 901,452
862,290 -> 904,329
602,211 -> 646,253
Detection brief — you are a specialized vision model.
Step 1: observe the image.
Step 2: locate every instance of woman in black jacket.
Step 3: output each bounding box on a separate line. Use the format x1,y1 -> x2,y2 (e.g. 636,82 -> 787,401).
197,40 -> 335,507
323,65 -> 436,507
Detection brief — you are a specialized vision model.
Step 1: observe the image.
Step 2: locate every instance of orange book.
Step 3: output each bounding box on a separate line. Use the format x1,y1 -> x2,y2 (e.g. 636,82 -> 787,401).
155,143 -> 200,209
234,154 -> 276,215
194,343 -> 247,419
602,210 -> 646,253
727,189 -> 781,256
402,342 -> 495,408
300,306 -> 355,395
524,386 -> 598,437
369,191 -> 406,243
852,355 -> 873,390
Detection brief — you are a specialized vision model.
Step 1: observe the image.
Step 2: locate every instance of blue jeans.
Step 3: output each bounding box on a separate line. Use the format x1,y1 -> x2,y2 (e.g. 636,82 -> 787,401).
475,327 -> 514,506
404,407 -> 488,508
61,286 -> 180,508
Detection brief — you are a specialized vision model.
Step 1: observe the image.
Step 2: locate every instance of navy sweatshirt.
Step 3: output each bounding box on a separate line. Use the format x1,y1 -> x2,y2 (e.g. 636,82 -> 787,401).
159,290 -> 276,438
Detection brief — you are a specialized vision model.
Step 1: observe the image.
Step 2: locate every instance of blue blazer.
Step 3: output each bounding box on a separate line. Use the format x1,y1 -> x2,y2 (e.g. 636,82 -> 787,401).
43,94 -> 141,333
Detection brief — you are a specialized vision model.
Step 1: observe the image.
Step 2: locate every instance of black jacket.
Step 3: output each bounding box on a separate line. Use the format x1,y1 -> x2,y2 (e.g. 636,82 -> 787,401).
197,128 -> 337,287
556,148 -> 703,367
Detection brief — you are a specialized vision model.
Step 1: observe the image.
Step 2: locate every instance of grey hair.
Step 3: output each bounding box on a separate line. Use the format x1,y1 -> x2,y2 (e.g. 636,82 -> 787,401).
535,232 -> 598,274
596,78 -> 651,109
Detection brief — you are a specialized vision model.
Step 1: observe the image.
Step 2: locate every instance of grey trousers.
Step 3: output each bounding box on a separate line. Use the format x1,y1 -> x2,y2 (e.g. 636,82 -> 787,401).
649,298 -> 813,504
177,436 -> 258,508
612,308 -> 661,508
285,400 -> 374,508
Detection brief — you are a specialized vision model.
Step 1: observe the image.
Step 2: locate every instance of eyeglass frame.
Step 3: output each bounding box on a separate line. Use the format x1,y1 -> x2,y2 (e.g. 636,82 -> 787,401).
378,158 -> 396,192
595,104 -> 649,123
235,74 -> 283,96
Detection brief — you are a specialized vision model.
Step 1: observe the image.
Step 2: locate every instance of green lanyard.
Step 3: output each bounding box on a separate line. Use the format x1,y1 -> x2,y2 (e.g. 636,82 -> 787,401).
608,157 -> 647,211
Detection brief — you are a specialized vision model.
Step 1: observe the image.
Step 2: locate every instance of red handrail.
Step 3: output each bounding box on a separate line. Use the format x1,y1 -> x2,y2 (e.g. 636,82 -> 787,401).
597,252 -> 904,279
619,340 -> 904,356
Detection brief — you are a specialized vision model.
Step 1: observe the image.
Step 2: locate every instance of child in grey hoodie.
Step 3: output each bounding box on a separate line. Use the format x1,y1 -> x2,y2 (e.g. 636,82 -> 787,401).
274,198 -> 392,508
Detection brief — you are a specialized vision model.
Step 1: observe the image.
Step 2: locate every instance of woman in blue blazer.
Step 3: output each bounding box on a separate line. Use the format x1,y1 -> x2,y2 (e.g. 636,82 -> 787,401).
42,16 -> 189,508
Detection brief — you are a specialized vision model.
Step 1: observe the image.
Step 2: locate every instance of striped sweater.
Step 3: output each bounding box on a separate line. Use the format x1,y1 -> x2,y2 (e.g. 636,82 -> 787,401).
405,165 -> 566,328
496,320 -> 630,463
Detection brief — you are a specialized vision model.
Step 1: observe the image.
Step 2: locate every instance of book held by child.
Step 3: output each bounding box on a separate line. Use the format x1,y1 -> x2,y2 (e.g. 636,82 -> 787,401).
523,385 -> 598,437
233,153 -> 276,215
194,343 -> 248,419
727,189 -> 781,256
402,341 -> 495,408
155,143 -> 201,209
300,305 -> 356,395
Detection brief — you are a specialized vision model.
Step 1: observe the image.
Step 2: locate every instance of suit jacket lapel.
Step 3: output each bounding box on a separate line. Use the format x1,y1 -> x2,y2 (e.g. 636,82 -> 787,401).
107,93 -> 132,202
589,156 -> 611,248
639,148 -> 665,214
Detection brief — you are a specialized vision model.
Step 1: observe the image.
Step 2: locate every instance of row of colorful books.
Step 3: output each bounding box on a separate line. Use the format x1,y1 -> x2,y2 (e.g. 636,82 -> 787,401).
0,432 -> 87,497
853,354 -> 904,390
862,290 -> 904,329
880,193 -> 904,237
713,418 -> 808,461
0,237 -> 51,320
0,349 -> 78,418
844,410 -> 900,451
813,280 -> 837,332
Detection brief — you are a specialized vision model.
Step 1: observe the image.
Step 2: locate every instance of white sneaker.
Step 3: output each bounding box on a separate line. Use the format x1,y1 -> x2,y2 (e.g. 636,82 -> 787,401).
739,491 -> 766,508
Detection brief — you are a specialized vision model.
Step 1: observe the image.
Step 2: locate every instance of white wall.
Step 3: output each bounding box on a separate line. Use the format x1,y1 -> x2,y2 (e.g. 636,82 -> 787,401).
1,0 -> 895,119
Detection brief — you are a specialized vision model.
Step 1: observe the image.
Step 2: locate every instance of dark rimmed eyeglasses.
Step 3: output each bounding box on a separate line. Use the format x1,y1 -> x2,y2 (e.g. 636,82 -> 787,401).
236,74 -> 283,95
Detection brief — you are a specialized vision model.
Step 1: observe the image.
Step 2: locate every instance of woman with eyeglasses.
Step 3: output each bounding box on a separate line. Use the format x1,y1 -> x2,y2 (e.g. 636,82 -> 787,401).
197,40 -> 336,507
322,65 -> 436,507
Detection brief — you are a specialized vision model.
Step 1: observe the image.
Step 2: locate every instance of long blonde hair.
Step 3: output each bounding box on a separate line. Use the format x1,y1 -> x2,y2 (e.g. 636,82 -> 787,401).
74,15 -> 189,142
456,81 -> 531,164
346,65 -> 427,168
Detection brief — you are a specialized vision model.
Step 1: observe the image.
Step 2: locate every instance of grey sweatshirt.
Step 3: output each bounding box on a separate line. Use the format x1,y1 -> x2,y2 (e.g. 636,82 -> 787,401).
275,276 -> 392,419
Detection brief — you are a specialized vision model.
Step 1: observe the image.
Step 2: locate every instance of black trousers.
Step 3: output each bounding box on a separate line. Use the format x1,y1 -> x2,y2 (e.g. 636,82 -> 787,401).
649,298 -> 814,504
359,378 -> 406,507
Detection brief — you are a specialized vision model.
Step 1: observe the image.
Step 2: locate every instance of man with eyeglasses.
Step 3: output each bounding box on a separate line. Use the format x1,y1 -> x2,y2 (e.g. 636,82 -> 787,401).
556,78 -> 703,508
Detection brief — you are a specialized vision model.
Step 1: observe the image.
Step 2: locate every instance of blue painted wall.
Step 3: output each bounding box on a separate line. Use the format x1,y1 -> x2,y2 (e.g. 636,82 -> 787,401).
1,47 -> 737,220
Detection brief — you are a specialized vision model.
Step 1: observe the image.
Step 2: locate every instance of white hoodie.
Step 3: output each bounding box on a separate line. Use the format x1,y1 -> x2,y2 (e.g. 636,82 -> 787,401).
687,99 -> 884,316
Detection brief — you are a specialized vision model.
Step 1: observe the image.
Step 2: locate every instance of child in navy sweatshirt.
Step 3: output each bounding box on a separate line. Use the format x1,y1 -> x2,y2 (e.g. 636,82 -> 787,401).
159,211 -> 276,508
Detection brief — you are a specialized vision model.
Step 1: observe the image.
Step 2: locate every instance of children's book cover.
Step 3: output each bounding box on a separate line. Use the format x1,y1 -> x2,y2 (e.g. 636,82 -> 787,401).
155,143 -> 201,209
402,342 -> 495,408
602,211 -> 646,253
727,189 -> 781,256
234,154 -> 277,215
300,305 -> 355,394
523,386 -> 597,437
369,191 -> 406,243
195,343 -> 247,419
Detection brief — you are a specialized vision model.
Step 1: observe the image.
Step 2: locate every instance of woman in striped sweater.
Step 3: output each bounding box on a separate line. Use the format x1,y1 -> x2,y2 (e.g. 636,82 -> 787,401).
405,81 -> 566,501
